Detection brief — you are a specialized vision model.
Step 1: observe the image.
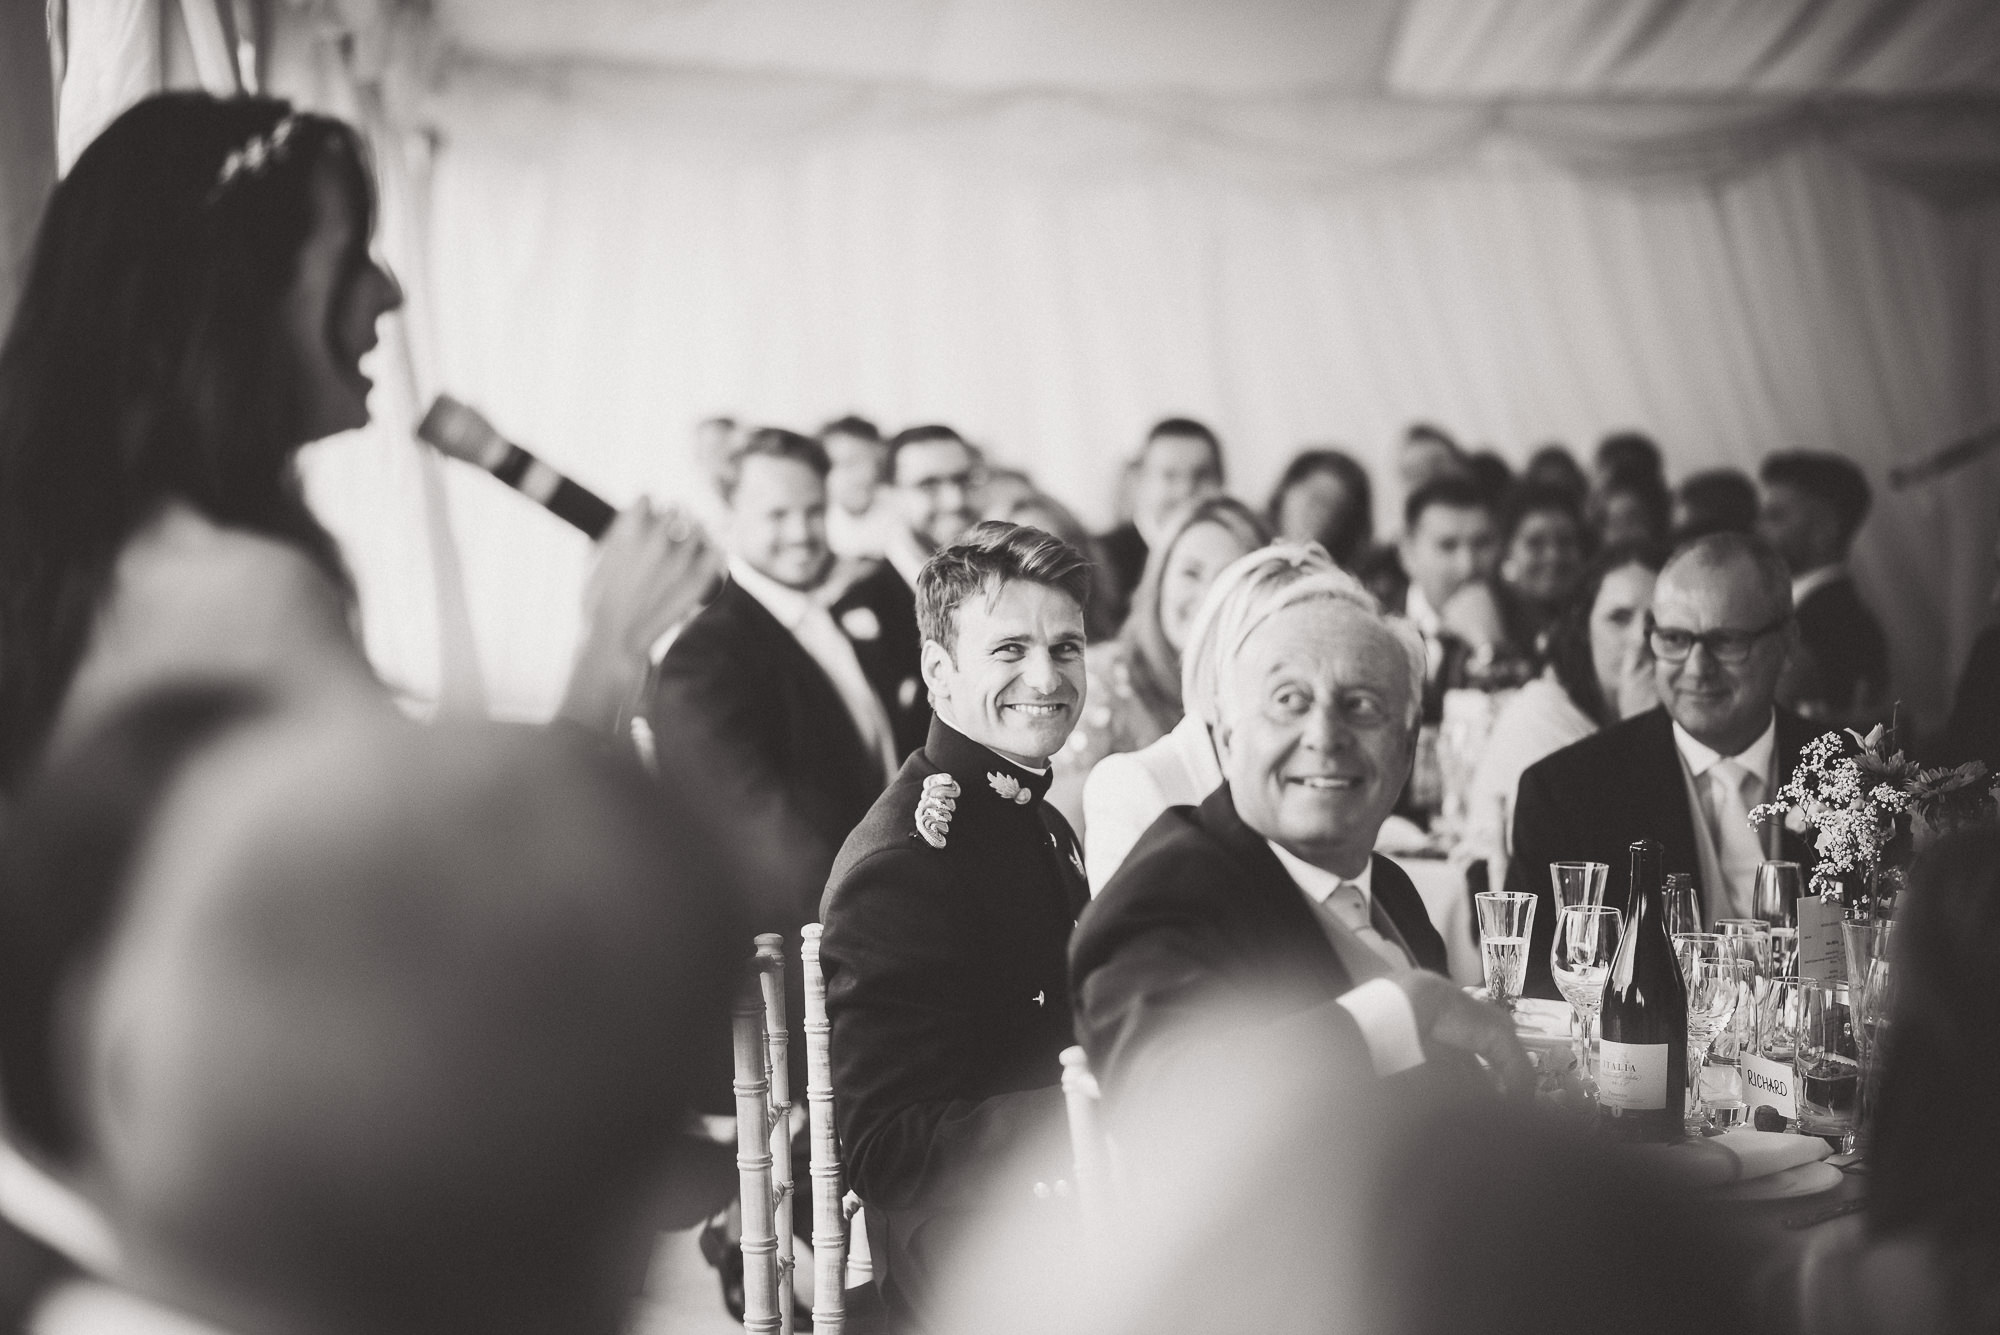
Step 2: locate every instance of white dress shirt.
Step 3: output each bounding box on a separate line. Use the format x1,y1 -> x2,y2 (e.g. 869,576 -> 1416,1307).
1263,843 -> 1425,1078
1671,714 -> 1778,922
730,559 -> 899,783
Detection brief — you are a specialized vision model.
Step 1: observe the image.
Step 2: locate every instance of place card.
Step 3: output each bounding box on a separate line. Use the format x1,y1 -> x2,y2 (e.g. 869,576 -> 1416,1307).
1796,897 -> 1846,986
1741,1052 -> 1798,1121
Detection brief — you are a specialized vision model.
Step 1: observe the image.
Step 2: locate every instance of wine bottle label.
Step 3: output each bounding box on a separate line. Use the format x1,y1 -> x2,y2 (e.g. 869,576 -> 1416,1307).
1741,1053 -> 1798,1120
1597,1040 -> 1669,1110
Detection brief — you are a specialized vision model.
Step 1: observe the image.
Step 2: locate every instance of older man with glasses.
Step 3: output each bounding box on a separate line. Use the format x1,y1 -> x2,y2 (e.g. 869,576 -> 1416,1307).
1506,532 -> 1822,998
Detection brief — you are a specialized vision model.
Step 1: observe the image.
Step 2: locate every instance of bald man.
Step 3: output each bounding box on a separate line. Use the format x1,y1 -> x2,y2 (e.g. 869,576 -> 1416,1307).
77,713 -> 743,1335
1506,532 -> 1821,997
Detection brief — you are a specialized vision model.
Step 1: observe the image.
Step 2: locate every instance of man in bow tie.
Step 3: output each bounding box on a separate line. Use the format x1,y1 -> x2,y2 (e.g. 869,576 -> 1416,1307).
1069,548 -> 1531,1105
819,522 -> 1094,1331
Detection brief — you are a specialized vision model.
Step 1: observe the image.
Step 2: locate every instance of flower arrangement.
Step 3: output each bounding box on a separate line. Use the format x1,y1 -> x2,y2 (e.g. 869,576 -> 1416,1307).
1751,719 -> 1997,899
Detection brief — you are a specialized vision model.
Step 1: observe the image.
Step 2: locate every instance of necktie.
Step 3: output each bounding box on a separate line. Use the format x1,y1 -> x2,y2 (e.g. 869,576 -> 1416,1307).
1707,758 -> 1764,918
1323,883 -> 1412,975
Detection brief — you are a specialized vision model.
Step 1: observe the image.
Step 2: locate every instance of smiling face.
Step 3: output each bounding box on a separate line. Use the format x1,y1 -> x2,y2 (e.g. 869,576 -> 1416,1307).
1132,434 -> 1222,541
1215,599 -> 1416,876
1159,520 -> 1256,654
1650,553 -> 1793,754
1401,502 -> 1500,614
921,578 -> 1087,768
1502,508 -> 1585,606
728,453 -> 831,590
895,438 -> 982,552
280,160 -> 401,445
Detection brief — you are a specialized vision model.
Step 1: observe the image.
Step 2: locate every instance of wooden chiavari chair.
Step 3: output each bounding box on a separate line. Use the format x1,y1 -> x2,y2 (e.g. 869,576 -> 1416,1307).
731,970 -> 782,1335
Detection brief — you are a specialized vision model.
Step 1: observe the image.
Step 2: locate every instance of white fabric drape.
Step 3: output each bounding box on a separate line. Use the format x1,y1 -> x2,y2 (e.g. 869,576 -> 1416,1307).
294,61 -> 2000,724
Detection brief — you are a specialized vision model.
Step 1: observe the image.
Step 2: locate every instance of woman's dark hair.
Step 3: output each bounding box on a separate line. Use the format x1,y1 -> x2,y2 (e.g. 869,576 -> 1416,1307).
1870,825 -> 2000,1250
1265,448 -> 1373,569
0,93 -> 368,785
1546,541 -> 1665,727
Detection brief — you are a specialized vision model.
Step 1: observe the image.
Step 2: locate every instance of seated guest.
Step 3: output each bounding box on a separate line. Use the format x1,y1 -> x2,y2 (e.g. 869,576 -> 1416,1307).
1397,422 -> 1466,498
1051,497 -> 1268,833
1758,451 -> 1890,724
1673,468 -> 1758,542
819,523 -> 1094,1330
1506,533 -> 1820,996
1095,418 -> 1227,617
881,425 -> 985,590
1082,543 -> 1340,891
1069,556 -> 1529,1101
1441,483 -> 1588,662
649,428 -> 924,943
1592,430 -> 1665,495
1591,466 -> 1673,552
1522,443 -> 1588,505
986,482 -> 1123,643
78,712 -> 743,1335
1266,448 -> 1373,570
1388,477 -> 1502,656
1460,543 -> 1663,896
820,414 -> 895,558
1463,450 -> 1515,506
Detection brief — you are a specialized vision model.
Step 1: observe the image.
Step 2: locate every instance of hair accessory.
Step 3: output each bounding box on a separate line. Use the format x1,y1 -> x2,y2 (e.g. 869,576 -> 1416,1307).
208,115 -> 301,203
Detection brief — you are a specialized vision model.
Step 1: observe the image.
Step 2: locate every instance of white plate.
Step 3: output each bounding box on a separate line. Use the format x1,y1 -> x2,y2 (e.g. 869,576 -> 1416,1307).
1708,1160 -> 1844,1202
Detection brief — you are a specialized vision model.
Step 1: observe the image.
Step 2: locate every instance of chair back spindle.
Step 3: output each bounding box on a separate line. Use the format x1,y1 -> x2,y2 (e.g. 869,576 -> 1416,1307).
1060,1044 -> 1111,1226
732,975 -> 781,1335
799,924 -> 849,1333
754,935 -> 797,1335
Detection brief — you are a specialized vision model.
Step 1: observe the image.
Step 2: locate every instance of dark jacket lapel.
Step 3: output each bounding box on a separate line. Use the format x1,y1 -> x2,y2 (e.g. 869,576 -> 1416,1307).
1370,854 -> 1449,975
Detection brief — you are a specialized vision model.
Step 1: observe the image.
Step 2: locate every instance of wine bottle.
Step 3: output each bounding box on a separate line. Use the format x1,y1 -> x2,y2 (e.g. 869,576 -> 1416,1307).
1597,839 -> 1688,1141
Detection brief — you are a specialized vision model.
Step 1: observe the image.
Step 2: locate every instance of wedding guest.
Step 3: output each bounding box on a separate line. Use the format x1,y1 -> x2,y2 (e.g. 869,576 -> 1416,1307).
1522,443 -> 1588,505
1592,430 -> 1665,493
1266,448 -> 1373,569
1463,450 -> 1515,506
1673,468 -> 1758,541
1095,418 -> 1226,612
1441,483 -> 1588,661
1758,451 -> 1889,724
881,424 -> 984,590
1387,477 -> 1502,646
1505,533 -> 1820,996
0,93 -> 718,792
1396,423 -> 1466,500
819,523 -> 1093,1331
1050,497 -> 1267,833
985,482 -> 1123,642
1459,543 -> 1663,895
1069,554 -> 1531,1102
820,414 -> 896,558
1081,543 -> 1340,891
1592,467 -> 1673,552
79,711 -> 743,1335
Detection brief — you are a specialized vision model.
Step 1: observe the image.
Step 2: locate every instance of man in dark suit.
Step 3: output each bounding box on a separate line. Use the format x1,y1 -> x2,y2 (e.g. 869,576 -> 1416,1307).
819,523 -> 1093,1330
647,428 -> 924,938
1509,532 -> 1820,997
1094,417 -> 1226,622
1070,551 -> 1529,1104
1758,451 -> 1889,725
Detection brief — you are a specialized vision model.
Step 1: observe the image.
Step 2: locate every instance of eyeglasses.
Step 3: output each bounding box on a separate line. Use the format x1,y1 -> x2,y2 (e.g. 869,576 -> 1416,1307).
1645,613 -> 1790,665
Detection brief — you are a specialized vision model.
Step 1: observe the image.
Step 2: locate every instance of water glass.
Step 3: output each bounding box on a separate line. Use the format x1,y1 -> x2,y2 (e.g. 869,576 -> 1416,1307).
1549,861 -> 1610,915
1672,932 -> 1723,986
1475,891 -> 1537,1011
1684,958 -> 1742,1136
1841,919 -> 1898,1148
1663,872 -> 1702,936
1795,979 -> 1860,1145
1745,975 -> 1807,1128
1753,861 -> 1805,928
1550,904 -> 1622,1097
1766,926 -> 1800,980
1713,919 -> 1773,979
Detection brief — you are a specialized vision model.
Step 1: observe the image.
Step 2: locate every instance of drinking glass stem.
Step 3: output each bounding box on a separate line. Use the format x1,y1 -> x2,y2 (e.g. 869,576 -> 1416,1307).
1685,1035 -> 1714,1134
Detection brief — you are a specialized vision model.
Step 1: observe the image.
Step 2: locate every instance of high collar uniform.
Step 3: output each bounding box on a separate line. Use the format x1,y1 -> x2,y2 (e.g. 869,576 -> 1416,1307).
818,717 -> 1089,1330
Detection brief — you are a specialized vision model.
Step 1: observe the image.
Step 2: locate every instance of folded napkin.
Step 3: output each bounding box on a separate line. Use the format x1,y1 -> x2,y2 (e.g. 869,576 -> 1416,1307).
1636,1128 -> 1832,1189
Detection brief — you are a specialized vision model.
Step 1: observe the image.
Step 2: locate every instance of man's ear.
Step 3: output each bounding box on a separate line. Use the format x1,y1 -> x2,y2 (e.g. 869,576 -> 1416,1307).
1210,714 -> 1235,771
919,639 -> 953,706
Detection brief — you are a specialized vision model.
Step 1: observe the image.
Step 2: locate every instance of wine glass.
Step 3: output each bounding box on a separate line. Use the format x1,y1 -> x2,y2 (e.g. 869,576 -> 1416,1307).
1549,861 -> 1609,915
1752,861 -> 1804,928
1671,932 -> 1723,986
1683,957 -> 1743,1136
1550,904 -> 1622,1098
1475,891 -> 1537,1012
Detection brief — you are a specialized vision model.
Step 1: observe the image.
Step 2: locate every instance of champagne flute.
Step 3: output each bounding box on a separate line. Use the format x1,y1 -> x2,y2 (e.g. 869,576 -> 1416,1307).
1549,861 -> 1610,914
1663,872 -> 1702,936
1753,861 -> 1804,929
1475,891 -> 1537,1012
1550,904 -> 1622,1098
1683,957 -> 1742,1136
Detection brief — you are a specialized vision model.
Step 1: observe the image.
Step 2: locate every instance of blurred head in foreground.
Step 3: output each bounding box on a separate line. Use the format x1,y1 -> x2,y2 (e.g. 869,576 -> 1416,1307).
937,1008 -> 1746,1335
81,713 -> 742,1335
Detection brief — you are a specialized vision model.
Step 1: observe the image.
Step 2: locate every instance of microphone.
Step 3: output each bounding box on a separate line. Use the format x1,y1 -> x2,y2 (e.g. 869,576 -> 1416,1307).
418,395 -> 618,538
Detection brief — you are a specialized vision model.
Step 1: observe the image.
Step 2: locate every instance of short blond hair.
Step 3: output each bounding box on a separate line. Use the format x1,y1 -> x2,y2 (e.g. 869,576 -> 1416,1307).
1183,543 -> 1425,732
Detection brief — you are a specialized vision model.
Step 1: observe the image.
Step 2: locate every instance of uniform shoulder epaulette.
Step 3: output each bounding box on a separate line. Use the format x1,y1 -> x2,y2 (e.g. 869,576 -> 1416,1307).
914,773 -> 960,848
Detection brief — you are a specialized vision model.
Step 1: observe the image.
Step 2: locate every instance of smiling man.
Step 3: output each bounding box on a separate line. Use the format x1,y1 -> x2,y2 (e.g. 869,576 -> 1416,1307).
1069,547 -> 1530,1106
818,522 -> 1093,1331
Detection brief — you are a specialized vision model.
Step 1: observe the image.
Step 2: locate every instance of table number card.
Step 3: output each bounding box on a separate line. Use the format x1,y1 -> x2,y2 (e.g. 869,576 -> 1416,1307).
1797,897 -> 1846,986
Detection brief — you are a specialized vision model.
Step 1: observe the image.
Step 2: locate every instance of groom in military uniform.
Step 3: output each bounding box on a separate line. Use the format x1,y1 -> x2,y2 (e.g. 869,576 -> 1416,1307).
818,521 -> 1093,1330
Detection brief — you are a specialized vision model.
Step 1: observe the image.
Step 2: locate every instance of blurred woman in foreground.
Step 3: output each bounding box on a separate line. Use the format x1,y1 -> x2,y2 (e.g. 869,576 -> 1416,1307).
0,94 -> 712,794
